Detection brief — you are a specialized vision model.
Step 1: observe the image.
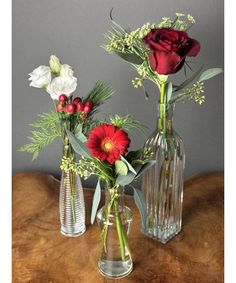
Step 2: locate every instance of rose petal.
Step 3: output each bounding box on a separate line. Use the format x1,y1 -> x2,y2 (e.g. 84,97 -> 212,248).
187,38 -> 201,57
156,51 -> 183,75
149,52 -> 158,72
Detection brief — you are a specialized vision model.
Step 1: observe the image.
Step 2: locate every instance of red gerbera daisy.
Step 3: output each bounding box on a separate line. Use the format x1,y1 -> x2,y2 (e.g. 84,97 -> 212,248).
87,124 -> 131,164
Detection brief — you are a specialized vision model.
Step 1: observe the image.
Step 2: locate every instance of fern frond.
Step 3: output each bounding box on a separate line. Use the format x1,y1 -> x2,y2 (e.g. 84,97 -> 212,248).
18,128 -> 60,160
19,110 -> 61,160
30,111 -> 60,129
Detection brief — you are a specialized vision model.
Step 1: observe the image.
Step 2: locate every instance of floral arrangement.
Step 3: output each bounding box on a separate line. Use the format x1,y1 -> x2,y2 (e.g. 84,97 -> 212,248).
104,12 -> 223,116
61,115 -> 155,260
19,54 -> 113,159
19,55 -> 113,228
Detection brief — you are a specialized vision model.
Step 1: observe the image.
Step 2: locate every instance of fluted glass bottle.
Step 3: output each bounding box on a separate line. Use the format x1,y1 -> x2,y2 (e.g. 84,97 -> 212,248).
96,186 -> 133,279
59,132 -> 86,237
141,103 -> 185,243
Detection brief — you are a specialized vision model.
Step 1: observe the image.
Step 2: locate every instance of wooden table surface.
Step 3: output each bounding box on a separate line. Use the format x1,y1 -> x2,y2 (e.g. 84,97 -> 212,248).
13,172 -> 224,283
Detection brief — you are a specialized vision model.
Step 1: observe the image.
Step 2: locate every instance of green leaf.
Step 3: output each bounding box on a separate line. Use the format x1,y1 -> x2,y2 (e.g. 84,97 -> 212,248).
166,82 -> 173,103
115,52 -> 144,65
74,125 -> 87,143
121,156 -> 137,174
136,160 -> 156,178
174,65 -> 203,92
116,172 -> 136,186
199,68 -> 223,82
115,160 -> 128,176
125,149 -> 143,161
66,130 -> 90,158
131,186 -> 147,229
91,179 -> 101,224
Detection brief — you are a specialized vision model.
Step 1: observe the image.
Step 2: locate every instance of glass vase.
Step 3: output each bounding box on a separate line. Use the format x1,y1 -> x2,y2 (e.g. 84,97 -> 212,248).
141,103 -> 185,243
96,186 -> 133,279
59,132 -> 86,237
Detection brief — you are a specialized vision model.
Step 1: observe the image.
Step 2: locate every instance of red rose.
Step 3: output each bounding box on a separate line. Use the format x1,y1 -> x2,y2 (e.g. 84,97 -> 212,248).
87,124 -> 130,164
143,28 -> 200,75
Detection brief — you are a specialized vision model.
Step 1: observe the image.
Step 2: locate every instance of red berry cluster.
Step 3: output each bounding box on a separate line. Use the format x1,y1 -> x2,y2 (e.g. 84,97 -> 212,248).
56,94 -> 94,120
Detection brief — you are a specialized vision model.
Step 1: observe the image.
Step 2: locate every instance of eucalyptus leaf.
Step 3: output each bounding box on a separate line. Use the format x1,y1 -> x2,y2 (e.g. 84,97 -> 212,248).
91,179 -> 101,224
126,149 -> 143,161
166,82 -> 173,103
115,160 -> 128,176
116,172 -> 136,186
74,125 -> 87,143
131,186 -> 147,228
121,156 -> 137,174
174,66 -> 203,92
115,52 -> 144,65
66,130 -> 90,158
199,68 -> 223,82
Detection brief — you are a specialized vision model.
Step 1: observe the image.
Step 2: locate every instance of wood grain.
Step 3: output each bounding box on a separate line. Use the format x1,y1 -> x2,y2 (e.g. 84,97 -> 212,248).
13,172 -> 224,283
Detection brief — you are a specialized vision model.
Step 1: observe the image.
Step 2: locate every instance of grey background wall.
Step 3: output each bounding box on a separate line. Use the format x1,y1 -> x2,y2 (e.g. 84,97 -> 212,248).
13,0 -> 224,188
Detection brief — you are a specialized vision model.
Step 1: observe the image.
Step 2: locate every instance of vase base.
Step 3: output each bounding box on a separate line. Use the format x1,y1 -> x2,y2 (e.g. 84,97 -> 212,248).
98,258 -> 133,279
142,226 -> 181,244
60,224 -> 86,237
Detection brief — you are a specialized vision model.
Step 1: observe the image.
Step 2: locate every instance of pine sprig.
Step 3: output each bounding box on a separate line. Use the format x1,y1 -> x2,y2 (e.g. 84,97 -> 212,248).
18,111 -> 61,160
85,81 -> 114,110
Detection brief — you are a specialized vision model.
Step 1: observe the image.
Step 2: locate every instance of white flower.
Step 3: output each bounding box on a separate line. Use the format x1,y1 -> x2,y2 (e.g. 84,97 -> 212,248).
46,76 -> 77,100
28,65 -> 52,88
60,64 -> 74,77
49,55 -> 61,74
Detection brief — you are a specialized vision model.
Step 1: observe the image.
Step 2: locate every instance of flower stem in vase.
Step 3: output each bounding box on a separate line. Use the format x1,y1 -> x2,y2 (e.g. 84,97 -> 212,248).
97,186 -> 133,279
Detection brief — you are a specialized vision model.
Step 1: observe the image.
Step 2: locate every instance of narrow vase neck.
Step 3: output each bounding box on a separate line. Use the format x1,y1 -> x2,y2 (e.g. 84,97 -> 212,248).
105,186 -> 124,209
157,102 -> 174,134
63,130 -> 75,160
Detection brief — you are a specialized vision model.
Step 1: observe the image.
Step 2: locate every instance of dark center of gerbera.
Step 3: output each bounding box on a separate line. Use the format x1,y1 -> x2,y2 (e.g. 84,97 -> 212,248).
101,138 -> 116,152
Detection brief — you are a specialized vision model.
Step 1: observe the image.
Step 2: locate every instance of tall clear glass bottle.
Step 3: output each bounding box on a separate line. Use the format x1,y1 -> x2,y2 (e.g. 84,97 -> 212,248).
96,186 -> 133,279
59,132 -> 86,237
141,103 -> 185,243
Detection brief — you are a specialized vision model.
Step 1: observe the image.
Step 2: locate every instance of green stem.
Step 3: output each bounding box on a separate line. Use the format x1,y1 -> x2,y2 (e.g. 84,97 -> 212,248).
158,82 -> 167,133
101,192 -> 116,253
114,199 -> 126,261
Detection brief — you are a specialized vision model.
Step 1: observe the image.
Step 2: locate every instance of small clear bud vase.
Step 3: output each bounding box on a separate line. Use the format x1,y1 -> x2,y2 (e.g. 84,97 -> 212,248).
141,102 -> 185,243
59,133 -> 86,237
96,186 -> 133,279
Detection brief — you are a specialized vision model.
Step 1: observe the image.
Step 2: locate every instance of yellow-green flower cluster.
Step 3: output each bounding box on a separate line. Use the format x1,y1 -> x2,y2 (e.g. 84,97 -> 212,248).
143,147 -> 154,162
157,17 -> 172,28
184,81 -> 205,104
137,63 -> 147,77
155,13 -> 196,31
173,13 -> 196,31
60,156 -> 93,179
106,36 -> 126,52
132,77 -> 143,88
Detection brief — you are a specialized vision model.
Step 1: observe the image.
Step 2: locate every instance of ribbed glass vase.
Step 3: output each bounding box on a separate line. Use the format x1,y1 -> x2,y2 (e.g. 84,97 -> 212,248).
141,103 -> 185,243
96,186 -> 133,279
59,132 -> 86,237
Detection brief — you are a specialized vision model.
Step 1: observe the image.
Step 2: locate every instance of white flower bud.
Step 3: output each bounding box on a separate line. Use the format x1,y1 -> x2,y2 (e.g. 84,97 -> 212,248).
49,55 -> 61,74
